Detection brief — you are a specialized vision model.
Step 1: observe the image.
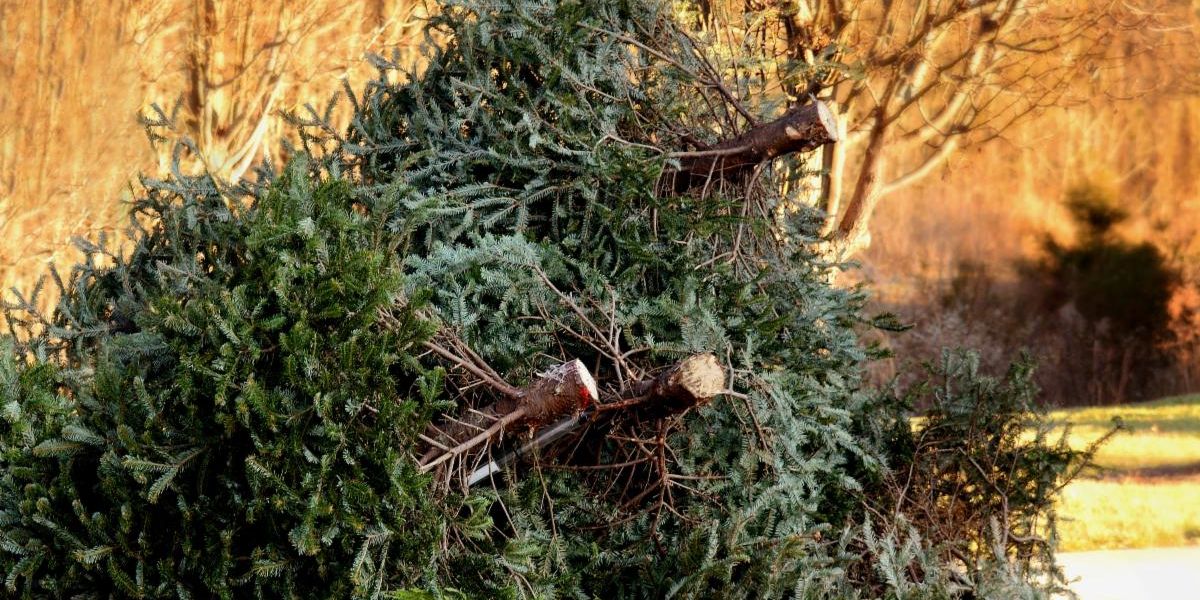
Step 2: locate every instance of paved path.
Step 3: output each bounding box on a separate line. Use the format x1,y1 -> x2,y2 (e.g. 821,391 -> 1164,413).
1058,547 -> 1200,599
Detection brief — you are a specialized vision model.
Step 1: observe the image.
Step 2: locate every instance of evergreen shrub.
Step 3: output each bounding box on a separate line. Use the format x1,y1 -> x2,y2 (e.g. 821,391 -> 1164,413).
1,161 -> 444,597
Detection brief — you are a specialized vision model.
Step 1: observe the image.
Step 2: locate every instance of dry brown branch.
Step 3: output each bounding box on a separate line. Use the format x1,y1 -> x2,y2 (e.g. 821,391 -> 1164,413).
662,100 -> 838,193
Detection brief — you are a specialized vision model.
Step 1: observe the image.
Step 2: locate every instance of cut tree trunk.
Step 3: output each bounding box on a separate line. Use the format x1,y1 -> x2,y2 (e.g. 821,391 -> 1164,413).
466,353 -> 727,487
602,353 -> 726,415
663,100 -> 839,193
419,359 -> 597,472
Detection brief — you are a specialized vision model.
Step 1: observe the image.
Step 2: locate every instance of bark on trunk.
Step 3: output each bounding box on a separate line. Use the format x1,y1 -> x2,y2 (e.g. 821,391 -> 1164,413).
419,359 -> 596,472
663,100 -> 838,193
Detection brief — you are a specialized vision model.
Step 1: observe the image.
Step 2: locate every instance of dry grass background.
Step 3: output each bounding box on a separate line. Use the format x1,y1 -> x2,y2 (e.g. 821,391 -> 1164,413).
865,95 -> 1200,297
1,0 -> 1198,403
855,1 -> 1200,401
861,89 -> 1200,398
862,0 -> 1200,291
0,0 -> 430,297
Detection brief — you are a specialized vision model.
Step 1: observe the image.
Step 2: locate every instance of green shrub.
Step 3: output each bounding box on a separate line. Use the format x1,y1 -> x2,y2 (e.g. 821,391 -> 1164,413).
1040,182 -> 1177,339
0,163 -> 444,597
881,351 -> 1112,596
1019,180 -> 1181,403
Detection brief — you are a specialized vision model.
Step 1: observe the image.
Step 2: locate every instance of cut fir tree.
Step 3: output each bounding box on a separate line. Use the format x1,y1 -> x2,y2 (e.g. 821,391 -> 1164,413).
0,1 -> 1093,599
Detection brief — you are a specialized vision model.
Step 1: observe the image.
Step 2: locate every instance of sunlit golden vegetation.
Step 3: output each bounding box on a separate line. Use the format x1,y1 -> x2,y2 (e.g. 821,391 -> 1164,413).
1058,478 -> 1200,551
1,0 -> 431,298
1050,394 -> 1200,551
1053,394 -> 1200,473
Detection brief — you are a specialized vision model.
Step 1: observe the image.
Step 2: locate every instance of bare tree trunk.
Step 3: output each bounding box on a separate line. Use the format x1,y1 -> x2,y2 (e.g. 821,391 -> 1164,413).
187,0 -> 217,152
833,109 -> 886,255
819,109 -> 848,236
1114,344 -> 1134,405
34,0 -> 50,195
787,145 -> 825,212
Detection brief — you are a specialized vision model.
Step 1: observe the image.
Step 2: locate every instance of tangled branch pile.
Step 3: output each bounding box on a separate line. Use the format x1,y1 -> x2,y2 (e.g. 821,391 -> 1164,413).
0,1 -> 1090,598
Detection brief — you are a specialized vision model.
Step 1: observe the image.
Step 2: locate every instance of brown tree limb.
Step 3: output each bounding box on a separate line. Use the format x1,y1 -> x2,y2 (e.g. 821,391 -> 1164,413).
419,359 -> 597,473
421,339 -> 521,397
662,100 -> 839,193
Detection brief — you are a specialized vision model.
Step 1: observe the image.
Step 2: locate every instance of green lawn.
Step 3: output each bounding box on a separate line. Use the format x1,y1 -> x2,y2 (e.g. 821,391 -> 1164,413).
1057,478 -> 1200,551
1048,394 -> 1200,473
1049,394 -> 1200,552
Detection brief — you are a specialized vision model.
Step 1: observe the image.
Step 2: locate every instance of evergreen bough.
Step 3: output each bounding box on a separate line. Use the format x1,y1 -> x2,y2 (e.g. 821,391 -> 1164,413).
0,1 -> 1088,597
1,162 -> 444,597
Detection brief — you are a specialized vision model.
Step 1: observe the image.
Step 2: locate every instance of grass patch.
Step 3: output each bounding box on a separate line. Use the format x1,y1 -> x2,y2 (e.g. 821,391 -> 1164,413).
1048,394 -> 1200,473
1057,477 -> 1200,551
1050,394 -> 1200,552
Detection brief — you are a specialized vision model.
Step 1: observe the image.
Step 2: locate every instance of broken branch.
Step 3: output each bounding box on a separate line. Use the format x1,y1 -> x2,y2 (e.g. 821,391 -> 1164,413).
465,354 -> 727,487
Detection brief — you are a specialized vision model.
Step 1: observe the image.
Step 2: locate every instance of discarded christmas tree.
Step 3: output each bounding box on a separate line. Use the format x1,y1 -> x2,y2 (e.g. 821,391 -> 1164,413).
0,1 -> 1088,598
